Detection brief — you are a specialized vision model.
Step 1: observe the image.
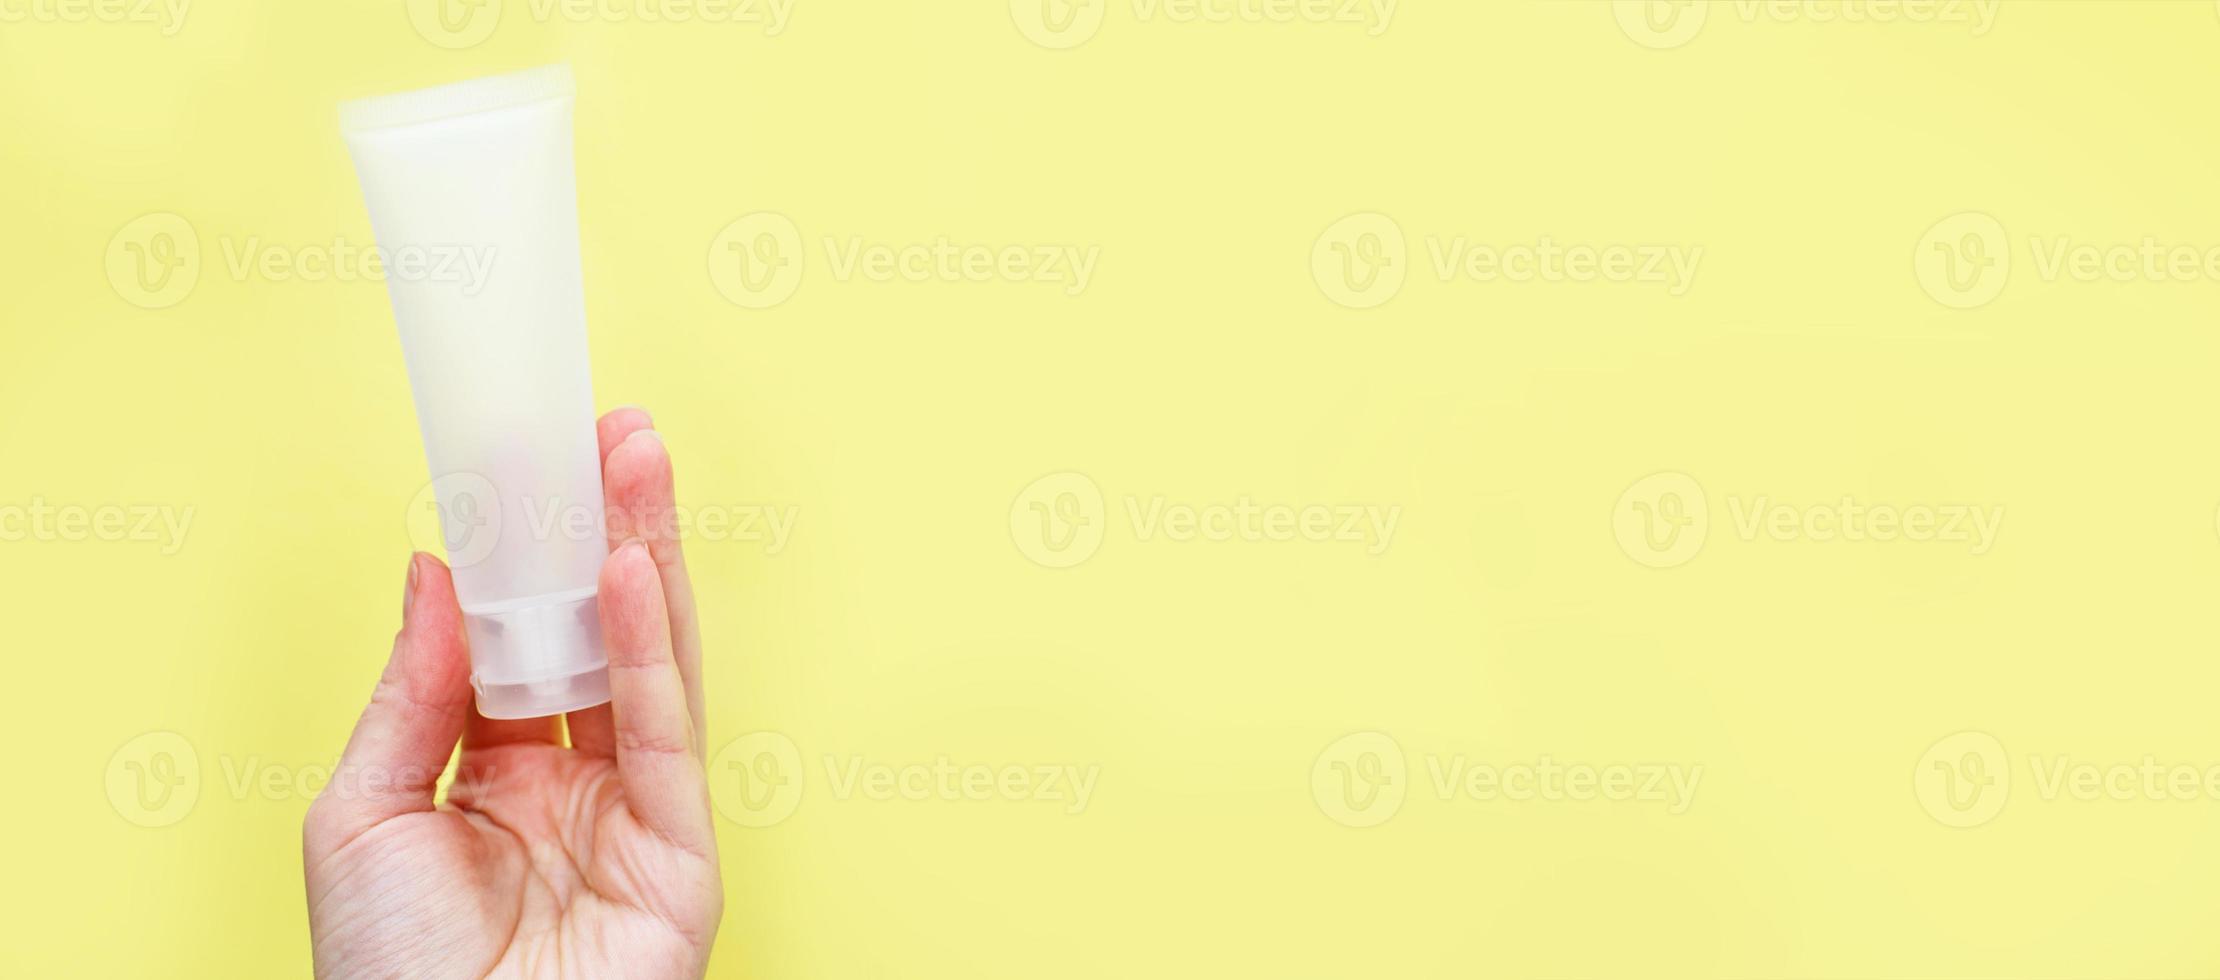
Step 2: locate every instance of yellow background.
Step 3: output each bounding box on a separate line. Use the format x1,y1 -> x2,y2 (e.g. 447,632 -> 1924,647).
6,0 -> 2220,976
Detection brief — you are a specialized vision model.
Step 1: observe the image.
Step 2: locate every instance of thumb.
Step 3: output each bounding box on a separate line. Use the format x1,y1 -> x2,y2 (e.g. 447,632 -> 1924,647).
304,554 -> 474,859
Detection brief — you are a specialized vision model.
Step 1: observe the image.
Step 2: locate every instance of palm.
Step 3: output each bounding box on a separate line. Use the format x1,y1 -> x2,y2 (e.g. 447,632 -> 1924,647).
310,744 -> 717,979
305,410 -> 720,980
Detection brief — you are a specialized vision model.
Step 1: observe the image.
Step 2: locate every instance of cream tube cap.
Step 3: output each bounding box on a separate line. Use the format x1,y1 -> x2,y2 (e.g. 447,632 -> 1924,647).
462,589 -> 612,719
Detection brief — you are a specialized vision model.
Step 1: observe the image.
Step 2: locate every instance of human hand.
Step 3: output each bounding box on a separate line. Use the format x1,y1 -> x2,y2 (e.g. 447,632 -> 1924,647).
303,408 -> 720,979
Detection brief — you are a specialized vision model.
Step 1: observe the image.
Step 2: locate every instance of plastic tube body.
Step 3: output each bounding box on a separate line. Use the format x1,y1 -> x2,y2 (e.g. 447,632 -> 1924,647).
341,65 -> 610,719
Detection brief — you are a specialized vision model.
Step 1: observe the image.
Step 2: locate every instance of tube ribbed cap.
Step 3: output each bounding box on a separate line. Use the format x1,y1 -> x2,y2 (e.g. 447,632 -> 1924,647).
462,590 -> 612,719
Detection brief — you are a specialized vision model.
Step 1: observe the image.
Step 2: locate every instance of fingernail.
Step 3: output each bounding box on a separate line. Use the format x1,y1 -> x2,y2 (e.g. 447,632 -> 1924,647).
403,554 -> 420,616
638,429 -> 663,444
615,404 -> 653,426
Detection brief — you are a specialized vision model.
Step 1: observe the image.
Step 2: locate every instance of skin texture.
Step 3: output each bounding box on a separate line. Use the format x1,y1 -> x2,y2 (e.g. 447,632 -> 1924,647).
303,408 -> 722,980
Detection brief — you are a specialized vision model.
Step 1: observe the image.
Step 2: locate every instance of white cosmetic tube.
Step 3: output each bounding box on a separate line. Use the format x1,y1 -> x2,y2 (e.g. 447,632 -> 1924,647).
341,65 -> 611,719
